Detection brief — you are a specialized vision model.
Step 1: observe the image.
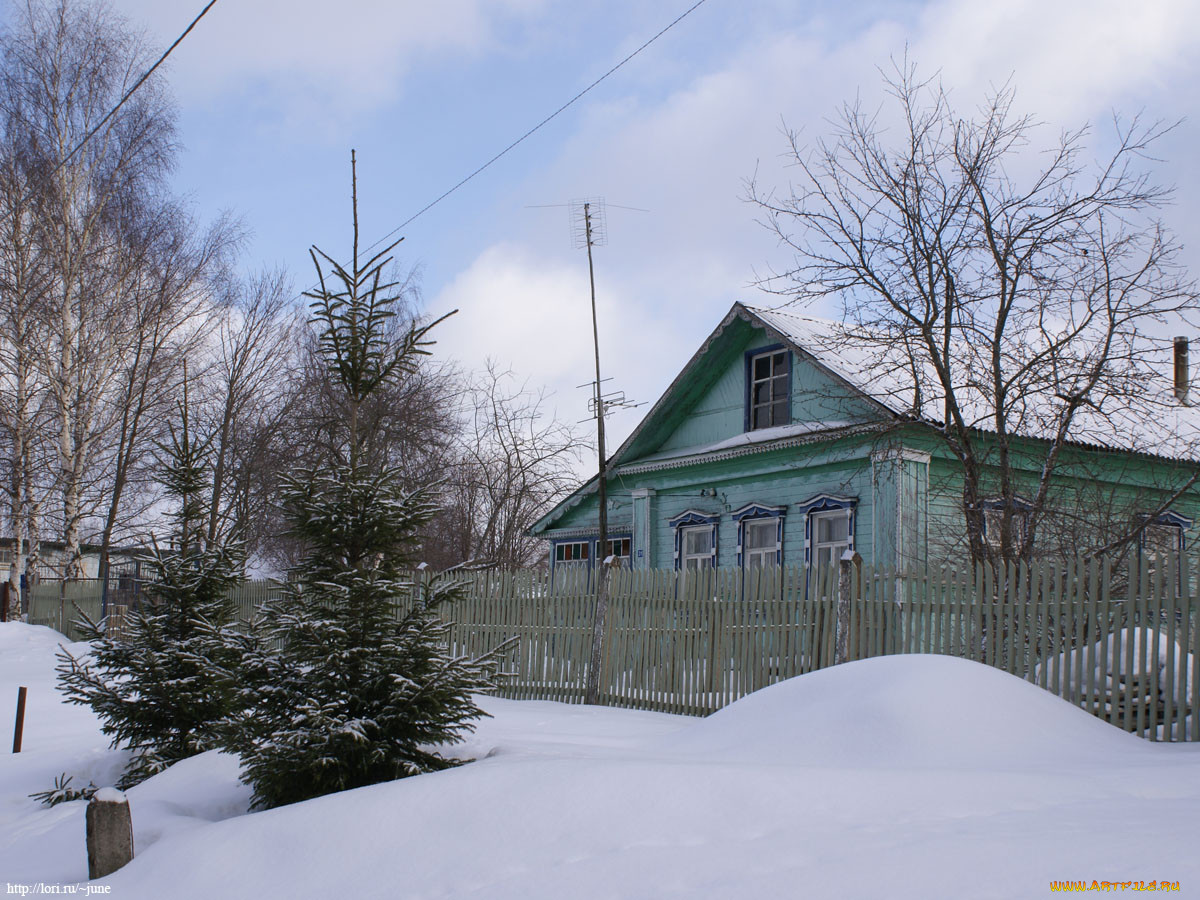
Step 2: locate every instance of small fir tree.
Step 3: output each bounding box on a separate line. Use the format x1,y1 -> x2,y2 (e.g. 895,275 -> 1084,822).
223,152 -> 499,810
56,389 -> 246,788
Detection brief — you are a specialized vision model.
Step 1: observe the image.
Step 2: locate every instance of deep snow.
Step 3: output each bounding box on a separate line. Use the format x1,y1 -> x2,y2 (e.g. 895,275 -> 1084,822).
2,621 -> 1197,899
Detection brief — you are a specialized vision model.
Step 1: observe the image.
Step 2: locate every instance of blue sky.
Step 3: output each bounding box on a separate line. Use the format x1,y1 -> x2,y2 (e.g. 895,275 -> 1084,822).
44,0 -> 1200,447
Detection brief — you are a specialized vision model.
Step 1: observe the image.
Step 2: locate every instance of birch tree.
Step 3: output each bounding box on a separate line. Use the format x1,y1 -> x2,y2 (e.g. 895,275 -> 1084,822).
96,198 -> 239,581
1,0 -> 192,577
0,117 -> 52,605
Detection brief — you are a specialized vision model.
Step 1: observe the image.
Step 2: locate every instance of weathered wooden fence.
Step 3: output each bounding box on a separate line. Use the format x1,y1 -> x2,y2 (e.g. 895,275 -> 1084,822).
24,555 -> 1200,740
445,560 -> 1198,741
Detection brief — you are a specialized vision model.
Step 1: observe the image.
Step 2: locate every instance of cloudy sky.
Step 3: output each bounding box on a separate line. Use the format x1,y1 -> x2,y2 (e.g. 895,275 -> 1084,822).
54,0 -> 1200,450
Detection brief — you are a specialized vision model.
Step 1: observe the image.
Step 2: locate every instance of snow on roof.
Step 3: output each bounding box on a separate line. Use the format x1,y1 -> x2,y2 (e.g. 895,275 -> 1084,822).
746,304 -> 1200,461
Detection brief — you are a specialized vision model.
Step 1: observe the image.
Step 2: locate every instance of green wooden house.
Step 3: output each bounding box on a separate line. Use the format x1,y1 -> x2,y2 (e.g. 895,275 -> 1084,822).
532,303 -> 1200,575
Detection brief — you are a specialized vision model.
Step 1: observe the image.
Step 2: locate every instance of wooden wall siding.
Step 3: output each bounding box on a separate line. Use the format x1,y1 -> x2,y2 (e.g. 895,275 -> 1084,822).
870,450 -> 930,570
646,460 -> 877,570
545,437 -> 880,570
657,335 -> 760,453
31,554 -> 1198,741
918,446 -> 1200,562
657,330 -> 879,455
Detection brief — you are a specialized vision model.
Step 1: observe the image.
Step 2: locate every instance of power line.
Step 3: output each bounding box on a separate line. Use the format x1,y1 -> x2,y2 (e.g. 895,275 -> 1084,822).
360,0 -> 710,257
25,0 -> 220,200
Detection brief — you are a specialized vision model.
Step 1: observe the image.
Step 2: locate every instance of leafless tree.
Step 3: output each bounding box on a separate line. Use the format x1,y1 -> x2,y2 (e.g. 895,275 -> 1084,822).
196,268 -> 299,561
425,361 -> 584,569
0,119 -> 54,608
751,63 -> 1200,564
0,0 -> 234,578
94,197 -> 240,581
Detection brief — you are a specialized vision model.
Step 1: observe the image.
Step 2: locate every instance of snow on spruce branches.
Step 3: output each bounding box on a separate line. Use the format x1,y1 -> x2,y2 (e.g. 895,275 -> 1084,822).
55,383 -> 247,790
222,152 -> 502,810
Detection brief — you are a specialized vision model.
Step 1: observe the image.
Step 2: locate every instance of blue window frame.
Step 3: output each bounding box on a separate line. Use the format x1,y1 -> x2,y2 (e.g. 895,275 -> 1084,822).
733,503 -> 786,569
797,495 -> 857,567
744,344 -> 791,432
668,510 -> 719,570
551,534 -> 632,572
601,536 -> 633,568
552,538 -> 591,571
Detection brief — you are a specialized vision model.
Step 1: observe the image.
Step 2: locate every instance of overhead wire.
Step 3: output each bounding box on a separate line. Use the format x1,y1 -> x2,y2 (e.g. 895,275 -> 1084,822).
357,0 -> 710,258
21,0 -> 221,202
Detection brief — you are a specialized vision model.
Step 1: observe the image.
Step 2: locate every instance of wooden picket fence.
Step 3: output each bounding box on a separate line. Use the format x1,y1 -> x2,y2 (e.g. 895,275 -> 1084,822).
441,557 -> 1198,741
23,554 -> 1200,740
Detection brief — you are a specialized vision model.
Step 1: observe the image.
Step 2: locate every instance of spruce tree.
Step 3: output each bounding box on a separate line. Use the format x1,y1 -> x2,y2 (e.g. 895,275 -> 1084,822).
224,152 -> 498,810
56,389 -> 246,789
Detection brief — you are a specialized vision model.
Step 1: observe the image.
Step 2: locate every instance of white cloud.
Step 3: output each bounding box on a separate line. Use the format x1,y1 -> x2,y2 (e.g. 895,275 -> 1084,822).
112,0 -> 544,116
912,0 -> 1200,122
437,0 -> 1200,449
431,242 -> 673,445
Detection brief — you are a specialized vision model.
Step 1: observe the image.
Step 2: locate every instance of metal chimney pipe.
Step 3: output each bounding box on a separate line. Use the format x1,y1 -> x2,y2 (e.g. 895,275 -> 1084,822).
1174,336 -> 1189,402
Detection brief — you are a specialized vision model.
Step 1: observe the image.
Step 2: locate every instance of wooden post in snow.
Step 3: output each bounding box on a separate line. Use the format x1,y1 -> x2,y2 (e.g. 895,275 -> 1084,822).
12,686 -> 26,752
87,788 -> 134,878
835,550 -> 862,665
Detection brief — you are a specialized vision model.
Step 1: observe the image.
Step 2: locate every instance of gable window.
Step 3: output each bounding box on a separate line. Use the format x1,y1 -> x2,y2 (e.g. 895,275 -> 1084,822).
733,503 -> 785,570
668,510 -> 719,571
798,495 -> 857,569
746,347 -> 790,431
981,498 -> 1033,551
1140,511 -> 1191,582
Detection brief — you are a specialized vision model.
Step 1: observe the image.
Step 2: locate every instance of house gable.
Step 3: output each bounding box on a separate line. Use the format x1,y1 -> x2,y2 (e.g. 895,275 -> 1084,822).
532,303 -> 892,537
615,304 -> 887,467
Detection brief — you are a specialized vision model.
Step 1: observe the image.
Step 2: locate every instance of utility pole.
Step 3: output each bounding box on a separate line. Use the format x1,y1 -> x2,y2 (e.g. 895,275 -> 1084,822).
530,197 -> 642,705
580,200 -> 609,706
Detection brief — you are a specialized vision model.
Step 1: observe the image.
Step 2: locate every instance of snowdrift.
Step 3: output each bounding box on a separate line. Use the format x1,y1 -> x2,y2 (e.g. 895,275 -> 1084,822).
4,622 -> 1197,900
664,653 -> 1150,770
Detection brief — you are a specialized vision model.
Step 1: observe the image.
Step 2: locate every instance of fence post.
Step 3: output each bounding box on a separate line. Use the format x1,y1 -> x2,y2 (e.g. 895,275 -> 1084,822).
835,550 -> 862,665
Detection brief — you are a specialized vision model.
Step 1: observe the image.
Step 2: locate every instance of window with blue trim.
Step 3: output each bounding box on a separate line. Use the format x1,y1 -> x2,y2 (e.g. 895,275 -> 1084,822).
602,536 -> 632,568
797,495 -> 857,568
668,510 -> 719,571
553,540 -> 591,570
552,535 -> 632,571
733,503 -> 785,569
746,346 -> 790,431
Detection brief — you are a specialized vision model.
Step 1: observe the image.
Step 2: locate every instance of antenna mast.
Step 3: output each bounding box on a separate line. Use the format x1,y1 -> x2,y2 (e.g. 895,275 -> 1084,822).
573,199 -> 610,584
571,197 -> 644,705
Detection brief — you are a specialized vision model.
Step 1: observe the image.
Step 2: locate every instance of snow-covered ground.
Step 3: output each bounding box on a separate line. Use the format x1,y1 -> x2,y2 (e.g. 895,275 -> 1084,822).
2,621 -> 1197,899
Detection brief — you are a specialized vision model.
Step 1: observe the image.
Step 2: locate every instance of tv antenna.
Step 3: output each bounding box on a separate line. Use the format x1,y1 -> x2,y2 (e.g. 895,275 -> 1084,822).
567,197 -> 644,704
